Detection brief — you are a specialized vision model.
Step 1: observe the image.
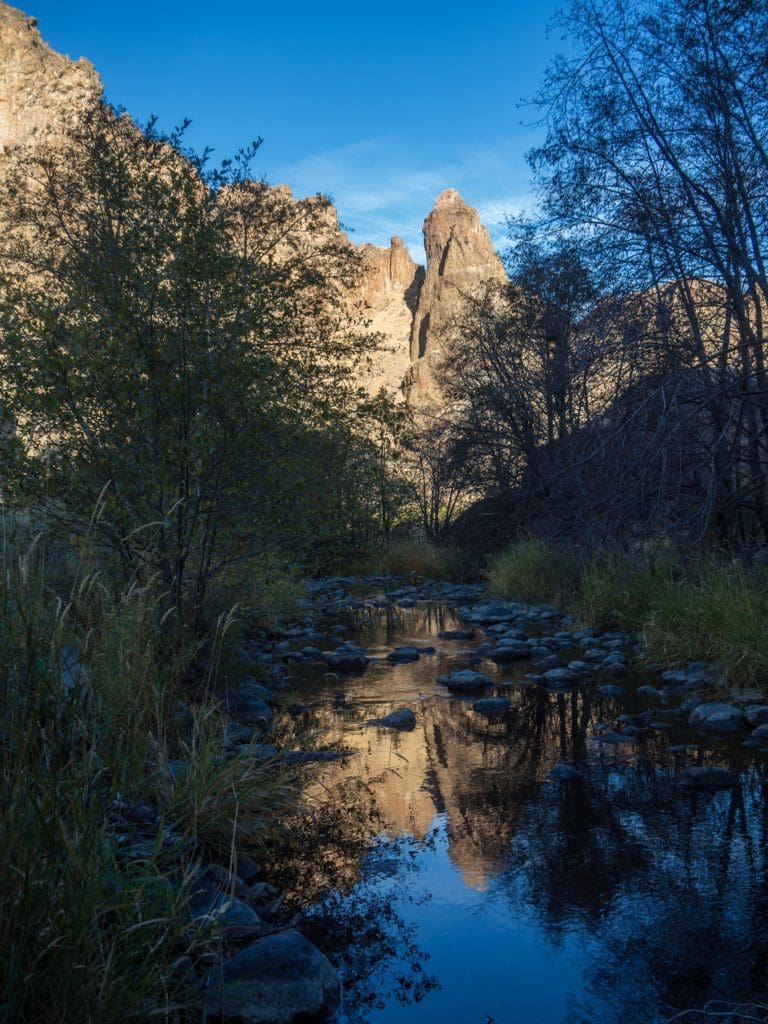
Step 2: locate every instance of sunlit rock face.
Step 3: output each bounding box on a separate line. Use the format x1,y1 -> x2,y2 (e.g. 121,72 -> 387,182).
0,2 -> 507,409
0,3 -> 101,158
406,188 -> 507,410
357,237 -> 425,396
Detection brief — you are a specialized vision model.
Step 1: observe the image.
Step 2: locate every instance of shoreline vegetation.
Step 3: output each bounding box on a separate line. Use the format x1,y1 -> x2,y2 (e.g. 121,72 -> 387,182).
486,539 -> 768,688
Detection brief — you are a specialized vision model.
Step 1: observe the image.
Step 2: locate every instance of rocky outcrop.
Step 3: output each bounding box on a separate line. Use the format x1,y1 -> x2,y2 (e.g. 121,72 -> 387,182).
357,237 -> 425,395
406,188 -> 507,409
0,2 -> 507,411
0,4 -> 101,157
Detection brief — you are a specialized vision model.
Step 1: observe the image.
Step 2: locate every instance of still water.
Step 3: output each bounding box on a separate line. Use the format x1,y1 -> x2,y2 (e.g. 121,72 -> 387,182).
271,602 -> 768,1024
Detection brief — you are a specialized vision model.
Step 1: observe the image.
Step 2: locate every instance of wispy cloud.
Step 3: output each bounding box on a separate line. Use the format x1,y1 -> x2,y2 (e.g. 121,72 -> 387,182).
269,134 -> 539,263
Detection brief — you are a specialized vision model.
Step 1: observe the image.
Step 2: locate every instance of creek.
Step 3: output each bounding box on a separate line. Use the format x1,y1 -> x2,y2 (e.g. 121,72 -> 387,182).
268,589 -> 768,1024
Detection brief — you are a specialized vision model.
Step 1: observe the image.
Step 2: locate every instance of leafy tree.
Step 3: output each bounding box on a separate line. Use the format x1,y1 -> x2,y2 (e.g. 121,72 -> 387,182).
0,104 -> 373,617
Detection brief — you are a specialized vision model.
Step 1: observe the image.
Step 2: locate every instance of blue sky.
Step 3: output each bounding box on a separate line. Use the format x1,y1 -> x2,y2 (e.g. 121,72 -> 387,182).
24,1 -> 565,261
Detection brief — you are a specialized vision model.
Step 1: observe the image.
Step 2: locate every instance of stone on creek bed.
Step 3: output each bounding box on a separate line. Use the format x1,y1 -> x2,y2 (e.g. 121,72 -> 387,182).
439,669 -> 493,694
323,643 -> 369,671
689,702 -> 746,733
491,640 -> 532,663
438,629 -> 476,640
543,667 -> 579,688
366,707 -> 417,731
744,705 -> 768,727
678,766 -> 737,790
206,929 -> 341,1024
473,697 -> 512,715
386,646 -> 421,663
598,684 -> 627,698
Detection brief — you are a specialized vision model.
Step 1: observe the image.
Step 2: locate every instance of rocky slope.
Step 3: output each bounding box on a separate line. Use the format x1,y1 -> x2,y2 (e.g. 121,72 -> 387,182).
0,1 -> 507,411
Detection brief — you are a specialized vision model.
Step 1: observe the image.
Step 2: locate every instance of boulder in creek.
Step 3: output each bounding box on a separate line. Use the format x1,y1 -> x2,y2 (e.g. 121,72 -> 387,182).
689,702 -> 746,733
323,643 -> 369,671
543,667 -> 579,688
440,669 -> 493,694
598,684 -> 627,698
491,640 -> 531,663
206,929 -> 341,1024
387,646 -> 421,663
473,697 -> 511,715
744,705 -> 768,727
438,629 -> 476,640
366,707 -> 416,731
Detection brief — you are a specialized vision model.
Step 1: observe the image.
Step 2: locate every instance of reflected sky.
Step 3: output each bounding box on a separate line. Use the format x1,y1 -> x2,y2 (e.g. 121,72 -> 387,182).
269,603 -> 768,1024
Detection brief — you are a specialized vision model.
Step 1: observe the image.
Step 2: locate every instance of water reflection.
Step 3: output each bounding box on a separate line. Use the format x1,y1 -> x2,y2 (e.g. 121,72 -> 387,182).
276,604 -> 768,1023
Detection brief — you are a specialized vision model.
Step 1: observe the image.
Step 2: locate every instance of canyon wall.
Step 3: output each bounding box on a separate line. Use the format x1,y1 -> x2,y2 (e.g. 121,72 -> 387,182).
0,1 -> 507,411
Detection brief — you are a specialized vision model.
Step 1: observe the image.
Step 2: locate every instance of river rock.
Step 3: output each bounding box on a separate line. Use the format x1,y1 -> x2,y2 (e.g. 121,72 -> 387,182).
441,669 -> 492,694
366,707 -> 416,731
679,766 -> 737,790
491,640 -> 531,663
543,667 -> 578,688
535,654 -> 562,672
473,697 -> 511,715
439,629 -> 476,640
465,603 -> 522,625
602,662 -> 628,678
324,643 -> 369,671
689,702 -> 746,733
225,691 -> 273,730
206,929 -> 341,1024
599,684 -> 627,698
387,646 -> 421,663
750,723 -> 768,740
662,669 -> 688,686
744,705 -> 768,727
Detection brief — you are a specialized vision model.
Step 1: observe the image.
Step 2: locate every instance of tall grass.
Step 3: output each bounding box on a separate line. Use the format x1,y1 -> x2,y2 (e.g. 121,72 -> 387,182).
343,538 -> 475,581
486,539 -> 573,604
488,538 -> 768,687
0,537 -> 301,1023
643,563 -> 768,685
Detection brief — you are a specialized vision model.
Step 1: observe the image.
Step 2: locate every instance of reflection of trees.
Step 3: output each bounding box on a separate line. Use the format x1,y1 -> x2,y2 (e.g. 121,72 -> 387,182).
497,760 -> 768,1023
279,608 -> 768,1022
265,789 -> 439,1024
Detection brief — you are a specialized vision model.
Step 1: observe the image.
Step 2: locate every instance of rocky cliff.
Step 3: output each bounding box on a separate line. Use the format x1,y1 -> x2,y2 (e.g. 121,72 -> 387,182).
0,1 -> 507,410
0,4 -> 101,156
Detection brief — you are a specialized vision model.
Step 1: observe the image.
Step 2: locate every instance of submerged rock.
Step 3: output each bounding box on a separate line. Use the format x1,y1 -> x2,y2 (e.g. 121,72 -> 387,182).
387,646 -> 421,663
206,929 -> 340,1024
679,766 -> 737,790
473,697 -> 511,715
366,707 -> 416,731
